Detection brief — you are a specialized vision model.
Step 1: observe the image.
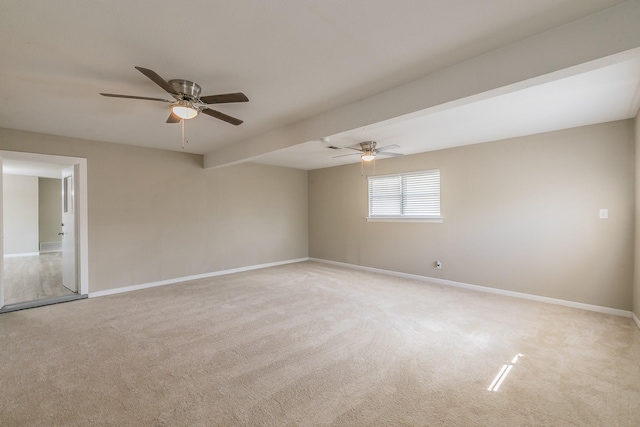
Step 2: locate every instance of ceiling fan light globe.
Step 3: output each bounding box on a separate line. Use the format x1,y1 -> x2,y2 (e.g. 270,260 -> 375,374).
171,104 -> 199,120
361,153 -> 376,162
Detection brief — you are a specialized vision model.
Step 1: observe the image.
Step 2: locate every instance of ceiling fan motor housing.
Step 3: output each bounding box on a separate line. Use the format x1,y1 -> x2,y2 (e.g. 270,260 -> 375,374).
169,79 -> 201,100
361,141 -> 377,155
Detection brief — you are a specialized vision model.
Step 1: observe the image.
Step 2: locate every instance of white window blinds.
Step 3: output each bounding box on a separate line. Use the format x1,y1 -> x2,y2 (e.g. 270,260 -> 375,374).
368,170 -> 440,218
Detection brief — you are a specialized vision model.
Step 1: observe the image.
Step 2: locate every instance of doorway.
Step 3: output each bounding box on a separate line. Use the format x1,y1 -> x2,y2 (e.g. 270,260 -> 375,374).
0,151 -> 88,312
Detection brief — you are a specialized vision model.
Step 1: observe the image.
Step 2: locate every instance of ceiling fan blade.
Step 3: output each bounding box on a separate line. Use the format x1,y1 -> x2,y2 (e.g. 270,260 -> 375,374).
332,152 -> 361,158
377,144 -> 400,152
100,93 -> 171,102
378,151 -> 404,157
344,146 -> 365,152
134,66 -> 179,95
199,92 -> 249,104
166,112 -> 181,123
200,108 -> 243,125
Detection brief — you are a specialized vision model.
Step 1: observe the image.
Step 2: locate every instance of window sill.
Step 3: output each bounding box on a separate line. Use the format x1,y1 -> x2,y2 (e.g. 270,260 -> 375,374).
365,217 -> 443,223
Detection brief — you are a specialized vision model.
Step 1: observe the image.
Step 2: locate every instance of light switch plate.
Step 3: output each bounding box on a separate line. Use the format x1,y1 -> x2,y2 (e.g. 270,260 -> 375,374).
599,209 -> 608,219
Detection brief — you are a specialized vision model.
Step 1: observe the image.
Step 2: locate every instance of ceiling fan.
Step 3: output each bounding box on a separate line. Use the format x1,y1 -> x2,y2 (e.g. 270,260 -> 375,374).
100,66 -> 248,125
333,141 -> 404,162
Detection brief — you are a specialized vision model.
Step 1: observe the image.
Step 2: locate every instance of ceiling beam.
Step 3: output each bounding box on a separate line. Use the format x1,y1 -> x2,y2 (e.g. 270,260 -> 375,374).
203,1 -> 640,169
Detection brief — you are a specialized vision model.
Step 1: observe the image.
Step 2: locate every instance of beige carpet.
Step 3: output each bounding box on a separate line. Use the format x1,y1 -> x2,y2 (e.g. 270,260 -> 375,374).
1,261 -> 638,426
3,252 -> 73,305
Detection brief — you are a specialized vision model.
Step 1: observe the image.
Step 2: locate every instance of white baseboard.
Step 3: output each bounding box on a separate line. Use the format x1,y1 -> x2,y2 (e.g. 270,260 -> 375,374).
4,252 -> 40,258
40,241 -> 62,252
88,256 -> 639,327
88,258 -> 309,298
309,258 -> 634,319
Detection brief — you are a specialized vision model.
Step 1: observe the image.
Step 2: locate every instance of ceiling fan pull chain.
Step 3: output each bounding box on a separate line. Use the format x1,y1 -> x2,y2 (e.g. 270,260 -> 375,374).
181,119 -> 186,149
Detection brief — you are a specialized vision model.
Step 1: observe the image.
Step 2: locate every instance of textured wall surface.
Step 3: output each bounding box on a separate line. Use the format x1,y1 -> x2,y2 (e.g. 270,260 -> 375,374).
3,174 -> 38,254
0,128 -> 308,293
310,120 -> 635,310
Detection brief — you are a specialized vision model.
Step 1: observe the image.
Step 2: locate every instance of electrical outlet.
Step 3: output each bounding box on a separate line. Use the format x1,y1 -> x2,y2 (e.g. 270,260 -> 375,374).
436,260 -> 442,269
599,209 -> 608,219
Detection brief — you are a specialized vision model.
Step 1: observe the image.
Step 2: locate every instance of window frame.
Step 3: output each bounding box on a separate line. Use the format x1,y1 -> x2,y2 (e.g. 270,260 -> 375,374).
366,169 -> 442,223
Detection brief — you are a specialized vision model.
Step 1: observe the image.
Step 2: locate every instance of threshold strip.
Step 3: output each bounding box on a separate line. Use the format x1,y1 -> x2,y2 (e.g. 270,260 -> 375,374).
0,294 -> 87,314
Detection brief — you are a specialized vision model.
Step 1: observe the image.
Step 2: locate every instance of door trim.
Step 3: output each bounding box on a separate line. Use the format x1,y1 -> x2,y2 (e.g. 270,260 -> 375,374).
0,151 -> 88,297
61,164 -> 78,292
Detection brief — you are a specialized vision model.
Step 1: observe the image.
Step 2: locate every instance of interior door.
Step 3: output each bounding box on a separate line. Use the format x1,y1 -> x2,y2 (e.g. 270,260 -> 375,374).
61,165 -> 77,293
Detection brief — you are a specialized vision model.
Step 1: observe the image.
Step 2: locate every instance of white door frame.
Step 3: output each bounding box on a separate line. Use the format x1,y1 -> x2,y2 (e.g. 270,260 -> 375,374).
0,151 -> 88,300
61,164 -> 78,293
0,166 -> 3,308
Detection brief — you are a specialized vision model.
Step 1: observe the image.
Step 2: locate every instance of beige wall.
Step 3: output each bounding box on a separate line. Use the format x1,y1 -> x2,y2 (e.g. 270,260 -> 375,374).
38,177 -> 62,247
309,120 -> 635,311
0,128 -> 308,293
3,174 -> 39,255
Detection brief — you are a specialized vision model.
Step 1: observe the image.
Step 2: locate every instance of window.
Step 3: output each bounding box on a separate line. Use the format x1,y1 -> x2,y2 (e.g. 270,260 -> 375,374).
367,169 -> 441,222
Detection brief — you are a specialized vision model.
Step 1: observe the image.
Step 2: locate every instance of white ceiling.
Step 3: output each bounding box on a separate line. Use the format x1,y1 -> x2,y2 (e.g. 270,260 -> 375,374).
256,57 -> 640,169
0,0 -> 638,171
